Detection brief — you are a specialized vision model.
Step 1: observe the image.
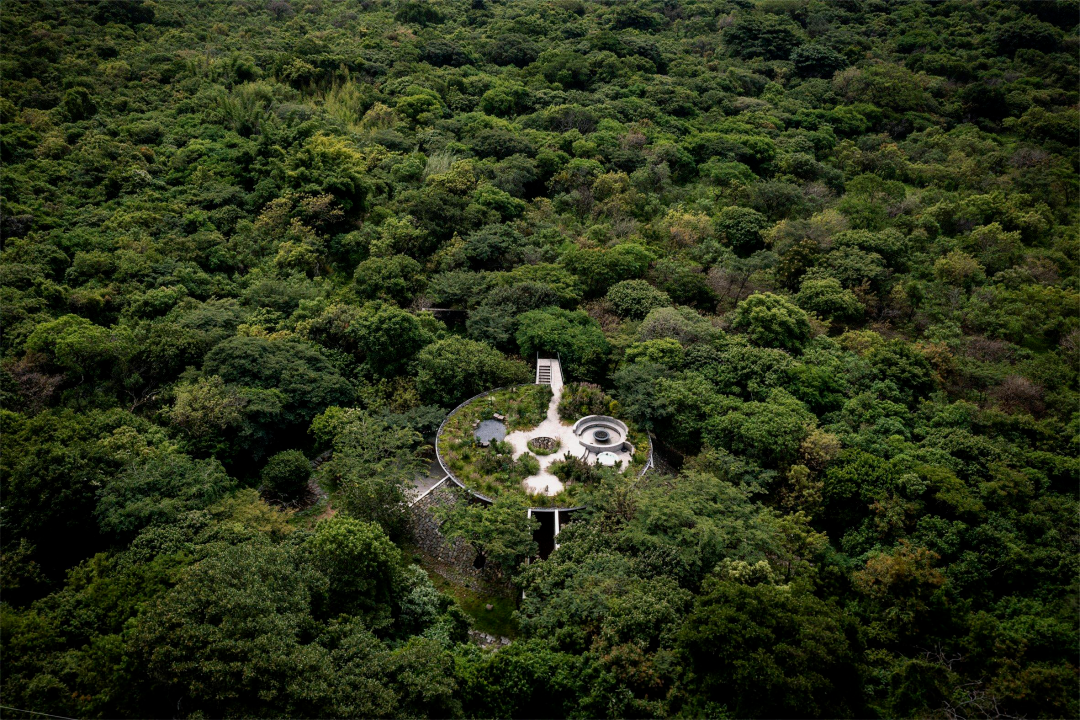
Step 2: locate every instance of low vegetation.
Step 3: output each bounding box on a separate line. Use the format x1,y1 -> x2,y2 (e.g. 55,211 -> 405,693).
438,384 -> 551,497
527,436 -> 561,455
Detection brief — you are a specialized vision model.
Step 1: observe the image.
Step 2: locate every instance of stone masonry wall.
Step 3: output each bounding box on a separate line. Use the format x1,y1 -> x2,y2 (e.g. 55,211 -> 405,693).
408,484 -> 482,577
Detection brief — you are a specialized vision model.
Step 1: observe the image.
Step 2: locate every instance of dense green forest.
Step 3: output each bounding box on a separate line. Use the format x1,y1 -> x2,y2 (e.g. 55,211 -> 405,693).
1,0 -> 1078,717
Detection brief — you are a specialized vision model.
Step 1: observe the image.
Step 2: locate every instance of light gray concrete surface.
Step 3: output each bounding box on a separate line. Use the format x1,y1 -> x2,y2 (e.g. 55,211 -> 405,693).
504,359 -> 633,495
409,455 -> 449,501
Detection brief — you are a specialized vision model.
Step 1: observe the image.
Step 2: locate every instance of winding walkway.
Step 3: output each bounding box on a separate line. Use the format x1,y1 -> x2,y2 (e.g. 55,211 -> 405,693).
504,359 -> 632,495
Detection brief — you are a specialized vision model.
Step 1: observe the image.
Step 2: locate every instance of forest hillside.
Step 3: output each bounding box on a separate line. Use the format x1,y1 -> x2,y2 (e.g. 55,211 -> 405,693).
1,0 -> 1077,718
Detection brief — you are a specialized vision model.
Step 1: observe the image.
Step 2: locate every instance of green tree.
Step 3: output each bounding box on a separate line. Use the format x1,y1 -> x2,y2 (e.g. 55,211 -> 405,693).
465,304 -> 516,349
731,293 -> 813,353
260,450 -> 310,504
438,494 -> 538,580
25,315 -> 132,383
605,279 -> 672,319
715,206 -> 770,256
202,336 -> 354,437
625,470 -> 791,588
455,640 -> 586,719
796,277 -> 865,321
384,637 -> 462,717
561,244 -> 654,297
131,539 -> 335,718
307,514 -> 402,619
297,301 -> 431,376
285,133 -> 371,212
677,579 -> 862,718
638,306 -> 721,345
624,338 -> 685,368
705,390 -> 814,468
96,452 -> 234,539
353,254 -> 426,306
869,340 -> 936,406
317,409 -> 427,538
723,14 -> 801,60
650,258 -> 717,308
515,307 -> 611,379
479,80 -> 530,117
1,409 -> 124,576
933,250 -> 984,289
168,376 -> 246,443
415,336 -> 530,406
791,44 -> 847,78
348,301 -> 430,375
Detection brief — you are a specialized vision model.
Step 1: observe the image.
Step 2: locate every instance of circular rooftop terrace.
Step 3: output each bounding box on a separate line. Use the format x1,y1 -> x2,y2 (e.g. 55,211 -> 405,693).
434,360 -> 652,508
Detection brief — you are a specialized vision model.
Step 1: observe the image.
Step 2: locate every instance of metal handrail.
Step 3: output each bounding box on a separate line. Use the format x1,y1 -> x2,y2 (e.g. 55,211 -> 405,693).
638,431 -> 655,477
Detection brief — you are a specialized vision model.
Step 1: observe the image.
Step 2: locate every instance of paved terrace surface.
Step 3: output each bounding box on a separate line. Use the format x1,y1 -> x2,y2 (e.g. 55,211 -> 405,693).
408,456 -> 449,502
504,358 -> 633,496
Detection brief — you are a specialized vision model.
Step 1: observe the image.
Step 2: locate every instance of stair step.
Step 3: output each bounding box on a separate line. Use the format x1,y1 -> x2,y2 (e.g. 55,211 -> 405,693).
537,358 -> 557,385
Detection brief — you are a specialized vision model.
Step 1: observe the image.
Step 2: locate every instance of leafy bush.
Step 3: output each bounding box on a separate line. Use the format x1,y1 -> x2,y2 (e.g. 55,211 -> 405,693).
796,278 -> 864,321
557,382 -> 613,422
259,450 -> 310,503
416,337 -> 530,406
515,308 -> 611,380
715,206 -> 770,256
731,293 -> 813,353
548,456 -> 602,486
605,280 -> 671,319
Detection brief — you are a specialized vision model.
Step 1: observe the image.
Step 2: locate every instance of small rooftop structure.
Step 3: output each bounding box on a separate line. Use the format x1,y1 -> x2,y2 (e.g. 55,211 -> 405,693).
572,415 -> 631,454
437,357 -> 648,501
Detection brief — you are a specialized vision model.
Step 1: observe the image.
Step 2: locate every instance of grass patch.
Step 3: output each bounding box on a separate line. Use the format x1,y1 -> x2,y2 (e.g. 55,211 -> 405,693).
408,550 -> 520,637
427,571 -> 519,638
440,384 -> 552,498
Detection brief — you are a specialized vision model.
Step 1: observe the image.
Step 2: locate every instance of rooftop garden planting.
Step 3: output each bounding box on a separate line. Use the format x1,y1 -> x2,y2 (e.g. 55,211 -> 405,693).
438,382 -> 648,507
439,384 -> 550,497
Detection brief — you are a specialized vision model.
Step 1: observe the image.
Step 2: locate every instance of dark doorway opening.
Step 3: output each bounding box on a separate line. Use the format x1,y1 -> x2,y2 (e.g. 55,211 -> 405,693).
533,510 -> 556,559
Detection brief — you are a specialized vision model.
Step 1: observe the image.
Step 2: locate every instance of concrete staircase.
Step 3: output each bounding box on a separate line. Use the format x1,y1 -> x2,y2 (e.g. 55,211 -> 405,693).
536,359 -> 553,385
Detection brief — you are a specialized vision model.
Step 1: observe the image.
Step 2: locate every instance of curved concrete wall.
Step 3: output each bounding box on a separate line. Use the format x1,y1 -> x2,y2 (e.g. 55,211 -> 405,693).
435,385 -> 521,506
580,439 -> 631,454
572,415 -> 628,435
573,415 -> 630,453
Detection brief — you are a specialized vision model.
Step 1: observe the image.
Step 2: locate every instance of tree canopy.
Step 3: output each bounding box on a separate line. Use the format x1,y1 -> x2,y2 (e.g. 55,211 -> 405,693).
1,0 -> 1077,717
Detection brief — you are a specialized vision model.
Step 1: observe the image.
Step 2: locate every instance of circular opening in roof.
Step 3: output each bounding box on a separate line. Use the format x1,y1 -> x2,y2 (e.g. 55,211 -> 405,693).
528,436 -> 559,453
474,419 -> 506,446
596,451 -> 619,467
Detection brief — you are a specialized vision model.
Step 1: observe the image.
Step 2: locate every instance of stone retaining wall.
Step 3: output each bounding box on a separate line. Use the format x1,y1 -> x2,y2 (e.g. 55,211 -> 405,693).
408,484 -> 482,577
